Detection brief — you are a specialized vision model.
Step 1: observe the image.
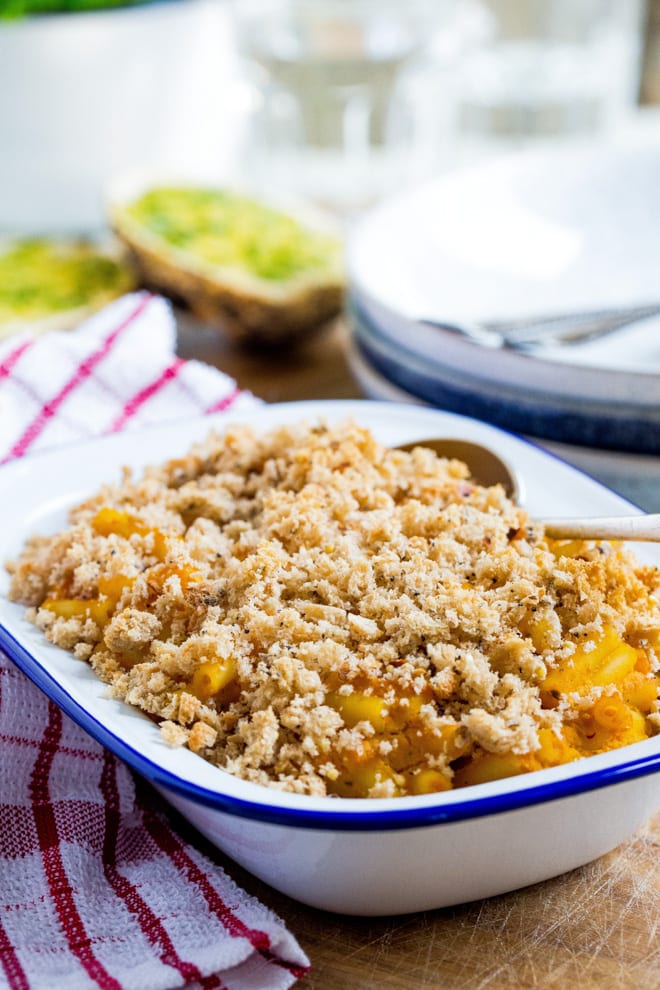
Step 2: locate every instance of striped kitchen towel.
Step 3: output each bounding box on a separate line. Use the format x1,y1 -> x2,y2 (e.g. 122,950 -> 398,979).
0,295 -> 309,989
0,292 -> 258,462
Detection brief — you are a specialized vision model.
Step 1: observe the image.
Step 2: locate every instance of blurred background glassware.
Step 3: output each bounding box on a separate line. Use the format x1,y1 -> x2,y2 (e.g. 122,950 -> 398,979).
455,0 -> 647,154
231,0 -> 457,212
0,0 -> 238,234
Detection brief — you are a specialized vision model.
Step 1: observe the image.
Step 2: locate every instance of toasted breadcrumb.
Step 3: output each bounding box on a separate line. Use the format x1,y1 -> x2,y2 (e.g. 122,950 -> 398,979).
8,420 -> 660,797
161,721 -> 189,748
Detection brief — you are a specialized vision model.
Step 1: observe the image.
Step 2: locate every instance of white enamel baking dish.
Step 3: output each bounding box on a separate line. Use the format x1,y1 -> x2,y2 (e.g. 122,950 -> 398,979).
1,401 -> 658,916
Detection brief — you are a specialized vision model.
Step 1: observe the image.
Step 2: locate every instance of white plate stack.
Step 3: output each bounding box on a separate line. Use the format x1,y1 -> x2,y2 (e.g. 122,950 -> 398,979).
346,141 -> 660,511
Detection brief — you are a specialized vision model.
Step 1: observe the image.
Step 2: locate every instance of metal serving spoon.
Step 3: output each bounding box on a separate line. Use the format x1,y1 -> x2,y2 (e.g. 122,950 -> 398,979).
397,438 -> 660,543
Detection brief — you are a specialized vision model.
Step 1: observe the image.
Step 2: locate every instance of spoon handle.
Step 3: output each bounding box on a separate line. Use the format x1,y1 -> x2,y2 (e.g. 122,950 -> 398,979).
541,514 -> 660,542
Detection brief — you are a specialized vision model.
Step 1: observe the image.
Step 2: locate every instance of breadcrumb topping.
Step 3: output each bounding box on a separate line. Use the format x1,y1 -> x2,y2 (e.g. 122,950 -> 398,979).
8,420 -> 660,797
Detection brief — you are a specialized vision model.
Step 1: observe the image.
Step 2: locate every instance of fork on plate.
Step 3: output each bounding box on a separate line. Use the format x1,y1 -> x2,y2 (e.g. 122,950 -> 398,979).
423,302 -> 660,350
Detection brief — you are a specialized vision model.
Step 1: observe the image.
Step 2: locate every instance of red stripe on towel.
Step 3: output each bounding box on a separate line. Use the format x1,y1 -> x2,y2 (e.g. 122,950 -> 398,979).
0,339 -> 33,380
206,387 -> 242,414
139,793 -> 308,979
108,358 -> 186,432
29,703 -> 122,990
99,751 -> 205,984
0,915 -> 30,990
140,799 -> 271,947
2,295 -> 151,462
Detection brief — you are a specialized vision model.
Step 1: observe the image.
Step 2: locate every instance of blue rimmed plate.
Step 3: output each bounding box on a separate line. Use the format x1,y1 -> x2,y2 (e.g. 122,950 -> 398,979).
349,295 -> 660,454
347,141 -> 660,431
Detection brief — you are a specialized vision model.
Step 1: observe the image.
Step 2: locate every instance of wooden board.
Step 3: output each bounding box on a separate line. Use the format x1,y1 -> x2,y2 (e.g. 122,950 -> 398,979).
177,313 -> 363,404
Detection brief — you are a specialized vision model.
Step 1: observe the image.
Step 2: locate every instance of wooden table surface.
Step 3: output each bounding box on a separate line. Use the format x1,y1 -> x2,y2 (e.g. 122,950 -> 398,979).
176,314 -> 660,990
177,315 -> 363,404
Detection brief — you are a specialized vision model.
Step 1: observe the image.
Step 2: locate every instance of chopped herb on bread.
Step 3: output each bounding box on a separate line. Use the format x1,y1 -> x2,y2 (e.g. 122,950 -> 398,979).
0,238 -> 136,340
109,185 -> 344,345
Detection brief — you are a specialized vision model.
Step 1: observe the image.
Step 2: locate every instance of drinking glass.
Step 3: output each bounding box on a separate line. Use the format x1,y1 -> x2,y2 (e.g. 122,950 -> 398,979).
232,0 -> 456,211
455,0 -> 646,149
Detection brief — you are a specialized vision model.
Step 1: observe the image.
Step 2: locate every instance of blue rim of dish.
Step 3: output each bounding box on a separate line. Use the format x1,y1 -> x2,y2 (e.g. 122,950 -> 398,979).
350,297 -> 660,455
2,621 -> 659,832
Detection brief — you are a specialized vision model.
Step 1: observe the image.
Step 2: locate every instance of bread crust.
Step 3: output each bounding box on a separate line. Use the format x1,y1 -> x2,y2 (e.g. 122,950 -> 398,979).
112,209 -> 344,346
